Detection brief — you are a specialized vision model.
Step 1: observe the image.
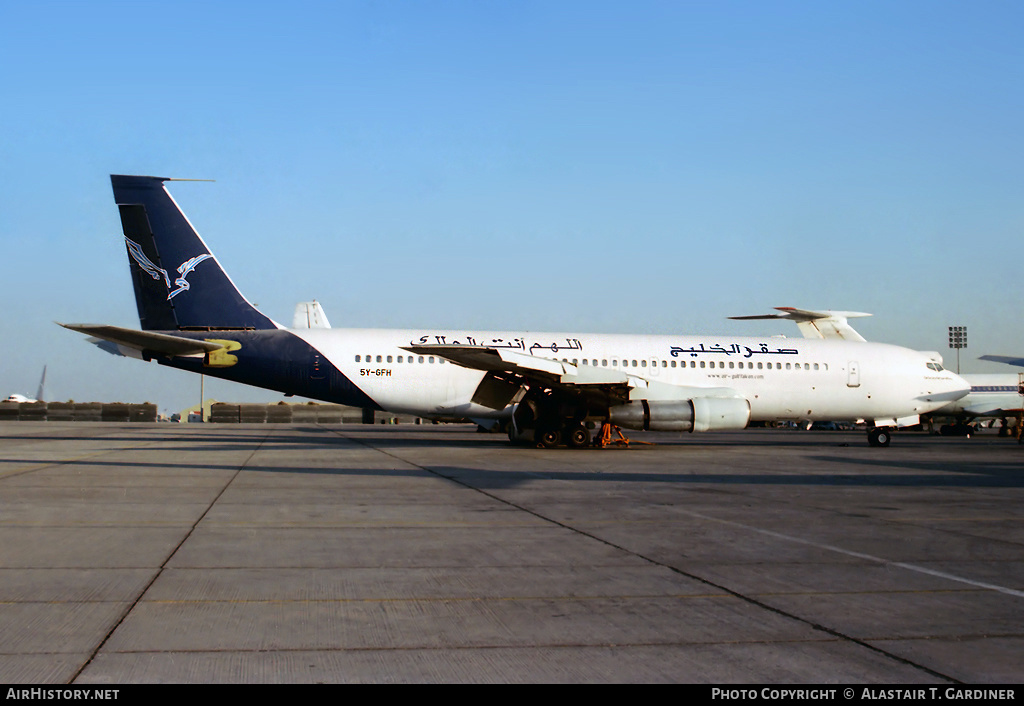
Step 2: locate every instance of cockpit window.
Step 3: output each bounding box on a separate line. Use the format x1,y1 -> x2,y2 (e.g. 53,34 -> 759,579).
926,362 -> 944,371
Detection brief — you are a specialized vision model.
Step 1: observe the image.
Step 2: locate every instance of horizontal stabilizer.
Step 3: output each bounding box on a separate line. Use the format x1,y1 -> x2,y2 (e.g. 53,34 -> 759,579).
59,323 -> 225,357
730,307 -> 870,341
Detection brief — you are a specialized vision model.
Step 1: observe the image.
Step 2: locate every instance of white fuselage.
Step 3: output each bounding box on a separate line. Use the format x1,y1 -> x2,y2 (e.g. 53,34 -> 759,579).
930,373 -> 1024,419
290,327 -> 969,424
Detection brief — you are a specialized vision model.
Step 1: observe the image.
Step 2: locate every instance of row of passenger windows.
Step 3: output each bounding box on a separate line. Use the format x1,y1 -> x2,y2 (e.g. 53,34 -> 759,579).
356,355 -> 444,364
574,358 -> 827,371
353,354 -> 827,371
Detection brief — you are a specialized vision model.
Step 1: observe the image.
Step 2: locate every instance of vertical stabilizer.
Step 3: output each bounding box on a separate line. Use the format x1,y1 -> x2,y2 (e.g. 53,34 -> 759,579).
111,175 -> 277,331
35,366 -> 46,402
292,301 -> 332,329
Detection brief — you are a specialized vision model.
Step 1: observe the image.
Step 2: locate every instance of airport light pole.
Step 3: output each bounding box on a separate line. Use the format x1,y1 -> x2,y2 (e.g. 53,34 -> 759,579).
948,326 -> 967,374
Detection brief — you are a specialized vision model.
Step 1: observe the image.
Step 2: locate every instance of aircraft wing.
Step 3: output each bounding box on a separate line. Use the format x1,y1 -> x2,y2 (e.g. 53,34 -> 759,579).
402,344 -> 742,407
729,307 -> 870,341
980,355 -> 1024,368
59,323 -> 225,357
404,344 -> 628,383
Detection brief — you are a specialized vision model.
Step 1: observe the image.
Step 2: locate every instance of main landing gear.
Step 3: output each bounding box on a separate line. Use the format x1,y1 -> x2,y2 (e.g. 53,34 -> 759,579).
526,421 -> 653,449
535,421 -> 593,449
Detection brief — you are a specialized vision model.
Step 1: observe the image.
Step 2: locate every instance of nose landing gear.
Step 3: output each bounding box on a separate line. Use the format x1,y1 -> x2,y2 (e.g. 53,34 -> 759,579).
867,426 -> 892,447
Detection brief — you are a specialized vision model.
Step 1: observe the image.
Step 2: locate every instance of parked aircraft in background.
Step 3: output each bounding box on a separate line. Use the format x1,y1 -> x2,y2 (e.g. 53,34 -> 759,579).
734,308 -> 1024,436
928,373 -> 1024,436
61,176 -> 969,447
4,366 -> 46,404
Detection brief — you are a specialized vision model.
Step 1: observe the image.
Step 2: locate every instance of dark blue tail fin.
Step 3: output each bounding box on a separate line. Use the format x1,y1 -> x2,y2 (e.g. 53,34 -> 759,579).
111,175 -> 277,331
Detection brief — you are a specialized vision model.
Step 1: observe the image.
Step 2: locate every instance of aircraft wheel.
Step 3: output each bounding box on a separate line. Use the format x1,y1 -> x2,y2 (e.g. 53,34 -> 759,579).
868,427 -> 891,447
566,425 -> 591,449
537,428 -> 562,449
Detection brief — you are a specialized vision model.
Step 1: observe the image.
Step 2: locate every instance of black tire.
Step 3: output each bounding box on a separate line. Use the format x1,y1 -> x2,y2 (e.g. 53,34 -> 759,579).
567,425 -> 591,449
868,427 -> 891,447
537,428 -> 562,449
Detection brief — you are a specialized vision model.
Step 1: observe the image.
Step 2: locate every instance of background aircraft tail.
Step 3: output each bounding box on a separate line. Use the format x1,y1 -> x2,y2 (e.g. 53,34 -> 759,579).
111,175 -> 277,331
36,365 -> 46,402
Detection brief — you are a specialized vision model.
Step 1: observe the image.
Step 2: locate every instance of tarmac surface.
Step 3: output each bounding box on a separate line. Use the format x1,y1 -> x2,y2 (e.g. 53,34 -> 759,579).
0,422 -> 1021,684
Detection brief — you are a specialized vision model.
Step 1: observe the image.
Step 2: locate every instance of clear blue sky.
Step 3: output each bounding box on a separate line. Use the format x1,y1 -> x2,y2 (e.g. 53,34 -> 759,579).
2,0 -> 1022,414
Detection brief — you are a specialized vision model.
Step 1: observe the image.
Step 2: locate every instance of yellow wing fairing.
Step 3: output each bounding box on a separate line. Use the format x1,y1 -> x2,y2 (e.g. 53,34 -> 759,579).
203,339 -> 242,367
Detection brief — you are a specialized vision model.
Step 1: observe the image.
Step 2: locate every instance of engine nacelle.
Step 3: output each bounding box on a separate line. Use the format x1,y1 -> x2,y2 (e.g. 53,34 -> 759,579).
608,397 -> 750,432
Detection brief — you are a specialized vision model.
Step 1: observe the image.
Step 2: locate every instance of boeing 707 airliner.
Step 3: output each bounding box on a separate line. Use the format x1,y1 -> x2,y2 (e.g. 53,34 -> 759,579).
61,176 -> 969,447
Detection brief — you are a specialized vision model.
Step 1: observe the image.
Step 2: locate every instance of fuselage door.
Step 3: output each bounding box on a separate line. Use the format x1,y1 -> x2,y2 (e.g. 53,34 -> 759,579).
847,361 -> 860,388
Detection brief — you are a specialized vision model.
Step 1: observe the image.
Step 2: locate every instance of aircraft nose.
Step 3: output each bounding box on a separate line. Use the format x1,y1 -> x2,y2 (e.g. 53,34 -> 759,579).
916,369 -> 971,410
944,371 -> 972,402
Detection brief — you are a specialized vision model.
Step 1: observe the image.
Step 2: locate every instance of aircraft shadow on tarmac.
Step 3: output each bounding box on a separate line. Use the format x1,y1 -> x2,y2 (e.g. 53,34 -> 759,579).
4,456 -> 1022,492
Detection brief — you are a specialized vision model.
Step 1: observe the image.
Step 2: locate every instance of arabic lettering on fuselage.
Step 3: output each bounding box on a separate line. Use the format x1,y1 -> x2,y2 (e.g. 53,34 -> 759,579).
410,335 -> 584,354
669,342 -> 800,359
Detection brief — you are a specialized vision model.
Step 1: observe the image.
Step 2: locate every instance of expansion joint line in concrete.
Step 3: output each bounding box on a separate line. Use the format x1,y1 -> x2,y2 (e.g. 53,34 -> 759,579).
67,430 -> 273,683
341,432 -> 963,685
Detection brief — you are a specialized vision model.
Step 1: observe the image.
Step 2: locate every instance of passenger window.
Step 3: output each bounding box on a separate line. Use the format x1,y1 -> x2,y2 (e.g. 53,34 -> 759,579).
387,355 -> 393,363
418,356 -> 424,364
376,355 -> 382,363
429,357 -> 435,364
355,355 -> 361,362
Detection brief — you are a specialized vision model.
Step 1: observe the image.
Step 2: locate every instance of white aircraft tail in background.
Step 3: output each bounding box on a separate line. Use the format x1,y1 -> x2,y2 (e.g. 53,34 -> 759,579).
292,301 -> 332,330
4,365 -> 46,403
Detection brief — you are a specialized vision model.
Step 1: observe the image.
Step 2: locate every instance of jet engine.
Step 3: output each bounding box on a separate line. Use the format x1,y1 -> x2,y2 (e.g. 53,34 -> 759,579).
608,397 -> 750,432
